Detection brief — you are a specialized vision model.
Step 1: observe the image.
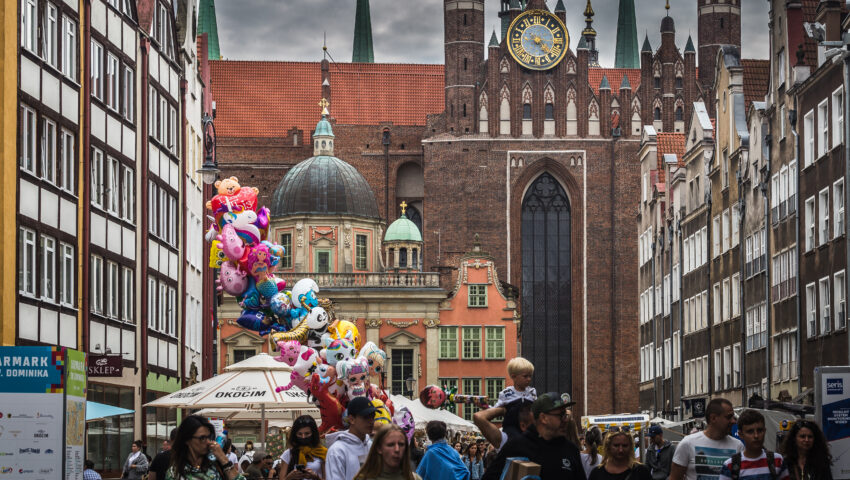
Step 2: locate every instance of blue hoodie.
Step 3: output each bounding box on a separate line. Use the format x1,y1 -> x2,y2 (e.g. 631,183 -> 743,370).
416,440 -> 470,480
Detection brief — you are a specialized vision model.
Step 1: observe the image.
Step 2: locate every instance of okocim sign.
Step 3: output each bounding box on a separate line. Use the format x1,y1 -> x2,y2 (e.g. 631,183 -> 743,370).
87,355 -> 122,377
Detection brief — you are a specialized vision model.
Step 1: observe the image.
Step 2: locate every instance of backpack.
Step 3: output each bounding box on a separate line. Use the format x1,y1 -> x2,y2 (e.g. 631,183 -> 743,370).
729,451 -> 779,480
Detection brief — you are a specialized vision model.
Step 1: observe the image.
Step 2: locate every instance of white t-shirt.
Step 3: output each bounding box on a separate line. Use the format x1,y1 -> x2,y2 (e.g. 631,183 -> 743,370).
281,449 -> 324,479
672,432 -> 743,480
496,431 -> 509,452
494,386 -> 538,408
580,452 -> 602,479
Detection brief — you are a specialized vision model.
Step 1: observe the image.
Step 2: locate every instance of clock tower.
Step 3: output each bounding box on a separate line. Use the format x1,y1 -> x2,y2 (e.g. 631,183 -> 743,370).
444,0 -> 484,135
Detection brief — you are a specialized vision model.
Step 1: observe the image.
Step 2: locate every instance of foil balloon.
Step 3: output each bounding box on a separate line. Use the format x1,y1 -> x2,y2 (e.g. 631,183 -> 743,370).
274,340 -> 302,365
209,240 -> 225,268
419,385 -> 448,409
393,406 -> 415,442
327,320 -> 362,350
337,357 -> 371,399
310,373 -> 344,434
321,332 -> 358,367
217,261 -> 248,296
275,346 -> 320,393
372,399 -> 392,427
359,342 -> 387,379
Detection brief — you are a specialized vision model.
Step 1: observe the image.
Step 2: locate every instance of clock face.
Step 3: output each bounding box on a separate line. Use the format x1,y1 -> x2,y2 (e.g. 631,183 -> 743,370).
507,10 -> 569,71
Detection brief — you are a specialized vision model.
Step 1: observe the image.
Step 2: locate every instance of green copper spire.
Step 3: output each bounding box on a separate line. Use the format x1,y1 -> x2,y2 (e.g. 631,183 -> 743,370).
352,0 -> 374,63
599,75 -> 610,90
641,33 -> 652,53
489,30 -> 499,47
614,0 -> 639,68
197,0 -> 221,60
554,0 -> 566,12
684,35 -> 695,53
620,74 -> 631,89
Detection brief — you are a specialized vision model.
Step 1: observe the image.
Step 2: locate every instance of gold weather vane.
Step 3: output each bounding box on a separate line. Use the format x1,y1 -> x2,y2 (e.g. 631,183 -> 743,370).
318,98 -> 330,115
400,201 -> 408,216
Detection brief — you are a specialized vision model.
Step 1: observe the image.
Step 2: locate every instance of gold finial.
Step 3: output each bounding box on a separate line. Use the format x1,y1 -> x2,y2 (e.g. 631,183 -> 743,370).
318,98 -> 330,116
400,201 -> 408,216
665,0 -> 670,14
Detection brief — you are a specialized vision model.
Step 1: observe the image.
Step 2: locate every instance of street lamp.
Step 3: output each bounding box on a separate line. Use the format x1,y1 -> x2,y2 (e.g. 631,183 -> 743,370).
197,108 -> 220,185
405,376 -> 416,399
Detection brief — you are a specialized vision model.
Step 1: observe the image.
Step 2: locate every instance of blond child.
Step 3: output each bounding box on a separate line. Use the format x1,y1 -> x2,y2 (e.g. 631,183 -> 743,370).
494,357 -> 537,408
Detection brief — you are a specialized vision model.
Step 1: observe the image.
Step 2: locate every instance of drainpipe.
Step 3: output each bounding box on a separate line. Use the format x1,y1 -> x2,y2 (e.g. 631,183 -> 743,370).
180,78 -> 188,387
790,99 -> 802,392
677,219 -> 684,419
844,50 -> 850,367
738,161 -> 747,403
761,131 -> 772,391
82,0 -> 92,354
668,221 -> 675,417
652,235 -> 658,416
706,179 -> 714,399
659,226 -> 666,416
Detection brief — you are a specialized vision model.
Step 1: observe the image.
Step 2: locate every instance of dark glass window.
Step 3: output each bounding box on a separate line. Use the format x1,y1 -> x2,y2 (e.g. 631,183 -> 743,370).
355,234 -> 368,270
654,108 -> 662,120
391,348 -> 413,395
280,233 -> 292,268
545,103 -> 554,120
676,77 -> 683,89
399,248 -> 408,268
317,251 -> 330,273
523,103 -> 532,119
676,107 -> 684,121
654,77 -> 661,89
521,173 -> 571,393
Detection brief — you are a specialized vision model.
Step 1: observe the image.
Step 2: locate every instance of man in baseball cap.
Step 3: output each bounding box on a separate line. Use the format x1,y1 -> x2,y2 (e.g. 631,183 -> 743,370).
325,396 -> 376,480
646,425 -> 676,480
482,392 -> 583,480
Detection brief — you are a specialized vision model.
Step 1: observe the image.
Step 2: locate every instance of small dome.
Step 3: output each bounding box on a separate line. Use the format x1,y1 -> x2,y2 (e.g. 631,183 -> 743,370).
385,213 -> 422,242
314,115 -> 335,138
660,16 -> 675,33
271,156 -> 380,219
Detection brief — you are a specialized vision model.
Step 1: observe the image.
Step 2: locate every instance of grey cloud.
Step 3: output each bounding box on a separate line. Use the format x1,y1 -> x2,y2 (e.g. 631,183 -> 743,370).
216,0 -> 769,65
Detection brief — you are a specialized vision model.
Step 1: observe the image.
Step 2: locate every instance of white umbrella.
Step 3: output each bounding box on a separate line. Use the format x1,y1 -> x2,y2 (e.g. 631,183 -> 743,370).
143,353 -> 314,447
195,407 -> 320,421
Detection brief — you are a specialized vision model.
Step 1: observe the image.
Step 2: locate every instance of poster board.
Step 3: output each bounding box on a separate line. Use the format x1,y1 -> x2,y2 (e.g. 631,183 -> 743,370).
0,347 -> 86,480
815,366 -> 850,480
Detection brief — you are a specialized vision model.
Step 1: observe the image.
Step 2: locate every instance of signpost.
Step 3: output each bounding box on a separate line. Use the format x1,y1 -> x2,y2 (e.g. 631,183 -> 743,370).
815,366 -> 850,480
0,346 -> 87,480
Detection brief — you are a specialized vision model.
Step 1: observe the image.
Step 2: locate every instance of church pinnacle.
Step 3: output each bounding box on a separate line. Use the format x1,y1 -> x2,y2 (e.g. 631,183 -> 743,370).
197,0 -> 221,60
352,0 -> 374,63
582,0 -> 600,67
614,0 -> 639,68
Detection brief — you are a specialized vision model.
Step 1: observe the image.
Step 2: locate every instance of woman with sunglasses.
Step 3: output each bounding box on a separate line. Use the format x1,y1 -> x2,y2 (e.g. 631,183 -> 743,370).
589,430 -> 651,480
165,415 -> 245,480
782,421 -> 833,480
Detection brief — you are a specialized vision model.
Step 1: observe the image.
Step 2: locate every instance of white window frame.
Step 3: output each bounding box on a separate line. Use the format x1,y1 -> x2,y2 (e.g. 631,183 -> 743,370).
819,187 -> 830,246
147,278 -> 157,329
41,118 -> 57,184
820,276 -> 831,335
723,346 -> 732,389
91,147 -> 104,208
807,282 -> 817,338
732,273 -> 740,318
818,99 -> 829,157
122,266 -> 133,323
44,3 -> 58,68
833,87 -> 844,148
121,165 -> 134,222
19,227 -> 37,296
673,331 -> 680,368
722,278 -> 731,321
123,66 -> 134,122
805,196 -> 816,251
733,343 -> 741,387
714,349 -> 722,391
714,282 -> 722,325
21,0 -> 37,52
732,204 -> 740,247
20,104 -> 36,174
780,104 -> 787,139
61,17 -> 77,80
722,209 -> 730,252
60,129 -> 74,194
804,110 -> 815,168
91,40 -> 104,100
106,52 -> 119,111
59,242 -> 74,307
41,236 -> 56,302
91,255 -> 103,314
106,261 -> 119,319
836,270 -> 847,331
107,156 -> 120,215
713,215 -> 721,258
835,179 -> 845,238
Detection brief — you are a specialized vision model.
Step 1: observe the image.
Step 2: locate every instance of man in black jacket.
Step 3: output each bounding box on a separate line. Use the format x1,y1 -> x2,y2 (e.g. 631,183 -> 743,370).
645,425 -> 676,480
481,392 -> 584,480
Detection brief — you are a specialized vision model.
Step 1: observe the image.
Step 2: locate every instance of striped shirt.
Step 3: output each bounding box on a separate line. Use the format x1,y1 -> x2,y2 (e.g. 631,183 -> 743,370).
719,450 -> 788,480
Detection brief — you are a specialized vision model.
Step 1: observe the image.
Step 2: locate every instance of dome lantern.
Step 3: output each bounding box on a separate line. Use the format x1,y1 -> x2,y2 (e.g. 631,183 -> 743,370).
313,98 -> 335,157
383,201 -> 423,271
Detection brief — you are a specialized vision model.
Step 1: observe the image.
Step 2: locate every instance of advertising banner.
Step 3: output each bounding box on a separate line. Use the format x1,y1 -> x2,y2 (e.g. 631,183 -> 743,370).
0,347 -> 86,480
815,366 -> 850,480
86,355 -> 122,377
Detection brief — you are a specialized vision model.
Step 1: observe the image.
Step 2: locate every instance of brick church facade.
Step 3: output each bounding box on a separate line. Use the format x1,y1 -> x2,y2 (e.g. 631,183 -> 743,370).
208,0 -> 739,414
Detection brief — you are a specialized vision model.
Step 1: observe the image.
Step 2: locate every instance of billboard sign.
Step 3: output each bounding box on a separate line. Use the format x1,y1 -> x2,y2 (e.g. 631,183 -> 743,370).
815,366 -> 850,480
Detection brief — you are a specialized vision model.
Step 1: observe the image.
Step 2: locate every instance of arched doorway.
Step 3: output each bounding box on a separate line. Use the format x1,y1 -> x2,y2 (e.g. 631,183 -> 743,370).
521,172 -> 572,393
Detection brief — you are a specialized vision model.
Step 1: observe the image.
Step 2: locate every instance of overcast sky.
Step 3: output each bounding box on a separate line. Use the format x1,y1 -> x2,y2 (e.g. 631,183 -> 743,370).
215,0 -> 770,66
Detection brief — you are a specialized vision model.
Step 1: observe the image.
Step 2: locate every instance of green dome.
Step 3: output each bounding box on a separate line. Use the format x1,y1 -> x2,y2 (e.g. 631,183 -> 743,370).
314,115 -> 335,138
385,214 -> 422,242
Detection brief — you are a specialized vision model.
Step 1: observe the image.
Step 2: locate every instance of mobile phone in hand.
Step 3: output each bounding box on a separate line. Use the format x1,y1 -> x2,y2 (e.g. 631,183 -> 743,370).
295,464 -> 306,471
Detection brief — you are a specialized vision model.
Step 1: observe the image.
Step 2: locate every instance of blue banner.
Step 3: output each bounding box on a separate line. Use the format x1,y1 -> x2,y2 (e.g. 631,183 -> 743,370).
0,347 -> 64,393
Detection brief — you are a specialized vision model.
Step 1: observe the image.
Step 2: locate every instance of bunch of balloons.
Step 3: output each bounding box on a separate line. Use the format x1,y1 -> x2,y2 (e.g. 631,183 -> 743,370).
273,323 -> 396,434
206,176 -> 316,335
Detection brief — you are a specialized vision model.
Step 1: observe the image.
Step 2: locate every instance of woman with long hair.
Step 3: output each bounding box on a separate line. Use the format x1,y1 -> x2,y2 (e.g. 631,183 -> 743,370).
278,415 -> 326,480
165,415 -> 243,480
564,417 -> 582,448
354,424 -> 421,480
581,427 -> 604,479
462,442 -> 483,480
588,430 -> 651,480
782,420 -> 833,480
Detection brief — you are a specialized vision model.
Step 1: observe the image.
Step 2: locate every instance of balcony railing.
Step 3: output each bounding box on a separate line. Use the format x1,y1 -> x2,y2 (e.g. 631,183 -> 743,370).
278,272 -> 442,289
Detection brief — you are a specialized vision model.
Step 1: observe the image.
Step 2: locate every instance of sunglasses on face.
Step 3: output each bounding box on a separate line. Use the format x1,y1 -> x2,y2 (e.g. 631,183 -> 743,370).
192,434 -> 214,441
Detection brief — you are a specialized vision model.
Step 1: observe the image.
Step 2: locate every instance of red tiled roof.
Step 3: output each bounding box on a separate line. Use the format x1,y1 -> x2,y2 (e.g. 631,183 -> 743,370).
210,61 -> 445,138
800,1 -> 819,68
655,131 -> 686,184
588,68 -> 641,96
742,59 -> 769,111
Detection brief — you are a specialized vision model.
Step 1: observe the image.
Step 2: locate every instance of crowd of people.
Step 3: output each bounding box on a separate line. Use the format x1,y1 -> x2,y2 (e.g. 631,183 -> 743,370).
81,357 -> 836,480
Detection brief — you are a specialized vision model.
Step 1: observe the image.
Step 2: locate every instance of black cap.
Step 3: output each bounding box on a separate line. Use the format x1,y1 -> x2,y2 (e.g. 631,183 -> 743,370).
646,425 -> 663,437
347,396 -> 377,418
532,392 -> 576,417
